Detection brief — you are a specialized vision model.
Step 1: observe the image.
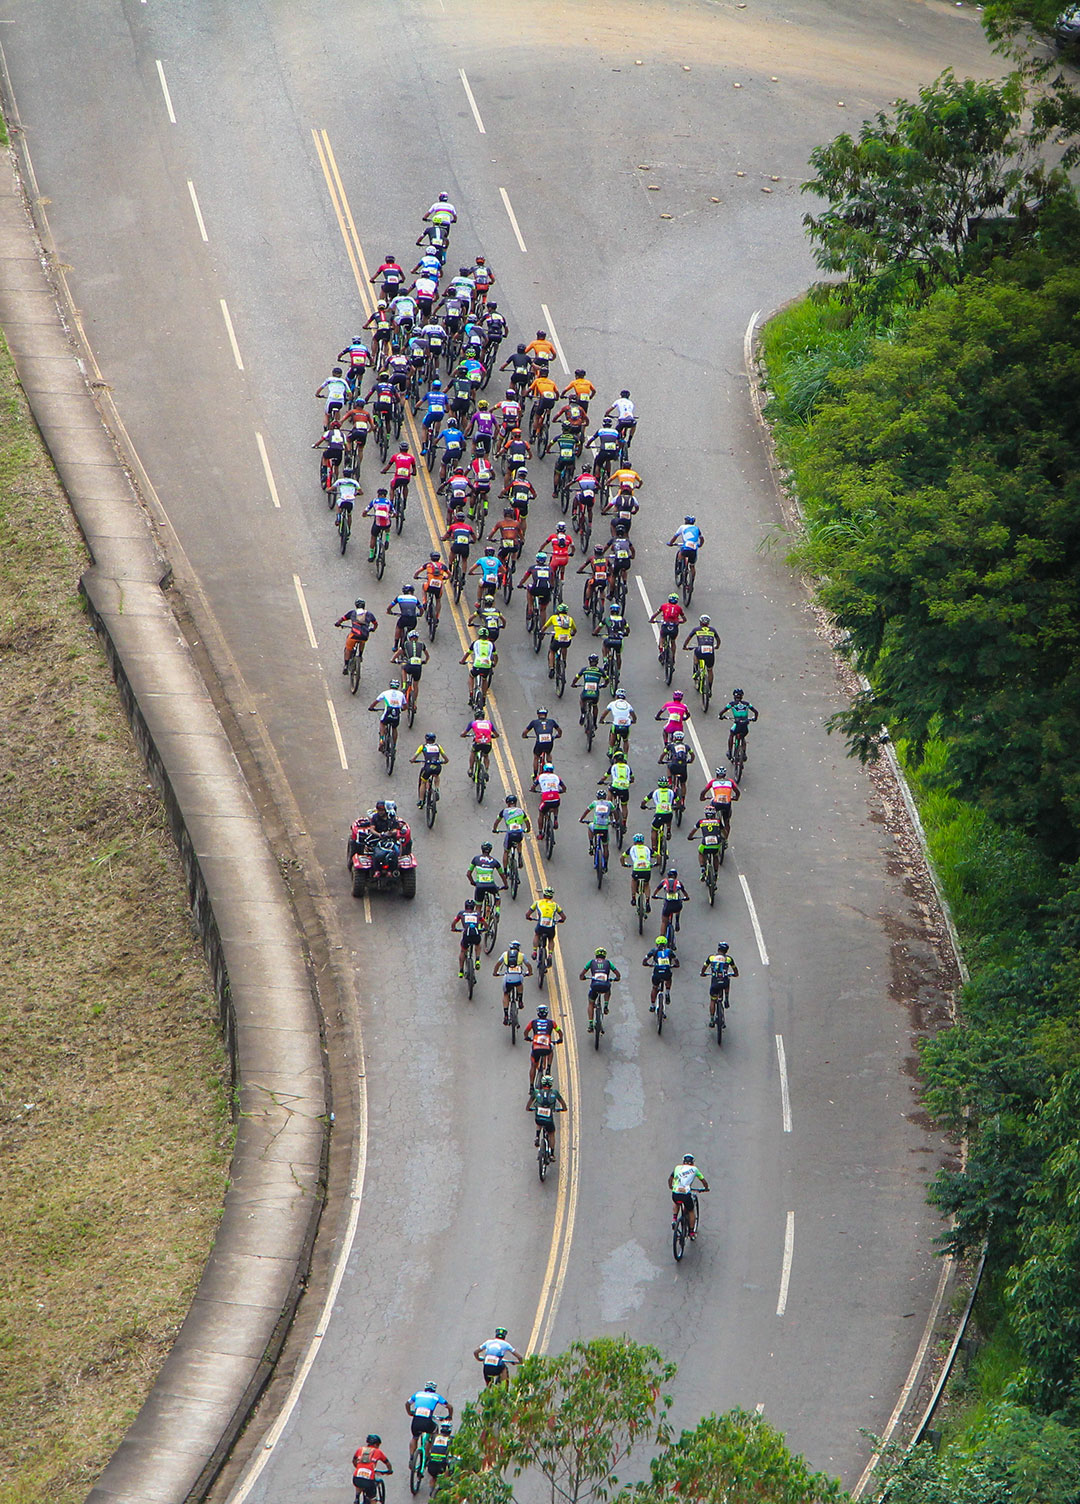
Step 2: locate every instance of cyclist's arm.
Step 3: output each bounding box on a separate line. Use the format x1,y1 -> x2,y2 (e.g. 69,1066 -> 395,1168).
610,965 -> 622,982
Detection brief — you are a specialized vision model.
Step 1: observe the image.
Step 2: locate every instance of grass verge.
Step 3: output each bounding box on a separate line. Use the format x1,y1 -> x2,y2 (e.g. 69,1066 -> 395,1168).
0,332 -> 232,1503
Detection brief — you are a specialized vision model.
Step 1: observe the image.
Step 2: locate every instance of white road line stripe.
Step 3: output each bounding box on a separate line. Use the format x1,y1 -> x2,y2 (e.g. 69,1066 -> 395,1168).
186,180 -> 209,241
326,698 -> 349,770
775,1033 -> 792,1132
540,304 -> 570,375
155,60 -> 176,123
743,308 -> 761,370
634,574 -> 710,771
776,1210 -> 794,1316
459,69 -> 486,133
293,574 -> 319,650
363,895 -> 372,924
219,299 -> 244,370
740,873 -> 769,965
499,187 -> 528,252
256,432 -> 281,509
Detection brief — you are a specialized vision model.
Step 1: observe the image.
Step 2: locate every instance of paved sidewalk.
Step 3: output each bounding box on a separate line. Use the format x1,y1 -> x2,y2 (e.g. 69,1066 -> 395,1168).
0,142 -> 328,1502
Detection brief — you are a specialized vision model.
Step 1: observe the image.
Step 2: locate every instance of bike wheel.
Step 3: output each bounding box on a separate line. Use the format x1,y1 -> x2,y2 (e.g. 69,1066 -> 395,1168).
410,1446 -> 424,1496
425,781 -> 438,828
682,564 -> 695,607
595,841 -> 606,890
706,858 -> 717,905
483,902 -> 500,954
375,536 -> 387,580
716,1003 -> 725,1048
427,597 -> 439,642
385,726 -> 397,776
349,650 -> 362,695
378,425 -> 390,465
544,816 -> 556,860
395,489 -> 407,534
538,1135 -> 549,1183
673,1210 -> 685,1262
465,949 -> 476,999
554,652 -> 566,698
657,987 -> 666,1035
732,740 -> 746,783
637,890 -> 646,935
584,703 -> 596,752
509,990 -> 519,1044
531,615 -> 544,653
675,792 -> 684,829
718,833 -> 728,867
537,945 -> 549,988
663,642 -> 674,685
594,1007 -> 602,1051
452,560 -> 464,603
406,685 -> 417,728
507,848 -> 520,900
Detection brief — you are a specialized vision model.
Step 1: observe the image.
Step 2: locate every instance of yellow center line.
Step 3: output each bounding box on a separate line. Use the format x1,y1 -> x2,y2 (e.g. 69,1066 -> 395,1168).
314,129 -> 580,1356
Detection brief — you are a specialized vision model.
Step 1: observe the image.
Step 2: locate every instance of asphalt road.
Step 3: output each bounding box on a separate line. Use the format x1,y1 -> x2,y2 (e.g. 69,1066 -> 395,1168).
0,0 -> 997,1494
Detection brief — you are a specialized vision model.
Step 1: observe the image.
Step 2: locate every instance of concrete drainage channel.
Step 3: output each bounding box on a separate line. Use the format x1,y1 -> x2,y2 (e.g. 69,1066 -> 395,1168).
0,85 -> 330,1504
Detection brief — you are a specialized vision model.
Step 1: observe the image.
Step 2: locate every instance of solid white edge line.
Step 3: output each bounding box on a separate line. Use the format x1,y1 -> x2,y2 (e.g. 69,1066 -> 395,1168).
363,895 -> 372,924
186,179 -> 209,242
256,431 -> 282,509
219,299 -> 244,370
775,1033 -> 792,1132
154,59 -> 176,123
292,574 -> 319,651
459,69 -> 486,134
739,872 -> 770,966
326,698 -> 349,770
743,308 -> 761,370
776,1210 -> 794,1316
540,304 -> 571,375
499,187 -> 528,253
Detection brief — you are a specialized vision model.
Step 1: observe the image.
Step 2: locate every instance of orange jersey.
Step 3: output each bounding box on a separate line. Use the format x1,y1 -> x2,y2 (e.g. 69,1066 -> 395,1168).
563,377 -> 595,402
530,376 -> 558,399
422,561 -> 450,588
526,339 -> 557,362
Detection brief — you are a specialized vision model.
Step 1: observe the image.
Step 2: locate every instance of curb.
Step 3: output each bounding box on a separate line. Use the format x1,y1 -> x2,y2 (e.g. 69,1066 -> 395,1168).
0,98 -> 329,1504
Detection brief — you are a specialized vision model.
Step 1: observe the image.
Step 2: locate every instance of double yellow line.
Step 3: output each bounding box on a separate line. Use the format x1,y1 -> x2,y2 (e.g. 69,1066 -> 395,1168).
313,130 -> 579,1355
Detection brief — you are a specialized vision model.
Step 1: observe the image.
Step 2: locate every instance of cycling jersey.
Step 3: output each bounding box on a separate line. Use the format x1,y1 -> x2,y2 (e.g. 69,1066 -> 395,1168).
592,428 -> 620,454
532,897 -> 559,922
610,469 -> 641,491
371,382 -> 396,409
525,716 -> 560,746
625,842 -> 653,874
320,376 -> 349,404
391,594 -> 421,621
555,437 -> 579,464
530,377 -> 558,400
441,426 -> 466,452
333,478 -> 361,507
367,500 -> 394,529
339,608 -> 378,639
696,821 -> 724,849
544,534 -> 573,561
609,396 -> 636,422
340,341 -> 371,369
474,556 -> 501,585
544,614 -> 577,643
525,339 -> 557,363
476,1337 -> 514,1365
421,562 -> 450,591
670,1164 -> 704,1194
470,639 -> 495,670
445,476 -> 472,510
353,1445 -> 391,1480
469,855 -> 502,885
666,746 -> 691,775
498,806 -> 529,834
535,772 -> 562,803
424,390 -> 450,417
660,701 -> 691,731
608,760 -> 632,791
565,378 -> 596,403
526,1017 -> 558,1048
585,798 -> 613,831
606,698 -> 634,728
608,540 -> 633,567
690,630 -> 720,655
673,524 -> 702,550
414,274 -> 438,302
410,1390 -> 449,1417
391,296 -> 418,323
496,400 -> 522,428
373,688 -> 406,720
416,743 -> 447,765
584,959 -> 613,984
526,566 -> 553,594
533,1087 -> 561,1122
575,473 -> 598,495
576,668 -> 605,699
704,777 -> 738,805
467,718 -> 495,745
646,787 -> 675,816
725,700 -> 756,722
706,953 -> 737,981
447,520 -> 476,549
646,946 -> 674,973
657,603 -> 684,628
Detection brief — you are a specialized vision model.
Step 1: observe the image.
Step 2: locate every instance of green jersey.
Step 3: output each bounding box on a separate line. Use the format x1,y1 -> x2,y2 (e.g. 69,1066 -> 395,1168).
608,761 -> 632,792
626,842 -> 653,874
577,666 -> 604,699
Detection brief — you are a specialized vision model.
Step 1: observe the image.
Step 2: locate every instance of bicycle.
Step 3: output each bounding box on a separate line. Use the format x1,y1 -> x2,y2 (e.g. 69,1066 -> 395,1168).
591,996 -> 604,1051
404,673 -> 420,727
499,555 -> 517,606
463,938 -> 478,999
471,744 -> 490,804
634,876 -> 650,935
702,843 -> 722,906
607,569 -> 628,613
551,641 -> 568,698
573,493 -> 593,552
410,1431 -> 432,1496
655,973 -> 671,1035
357,1476 -> 388,1504
610,792 -> 628,850
651,820 -> 669,871
729,728 -> 748,783
505,979 -> 522,1043
674,548 -> 696,607
503,836 -> 523,900
479,889 -> 501,955
450,551 -> 467,603
532,403 -> 552,458
346,641 -> 364,696
337,506 -> 353,555
392,478 -> 409,534
659,630 -> 676,686
535,931 -> 553,988
710,980 -> 729,1047
673,781 -> 686,828
537,1122 -> 554,1182
693,654 -> 712,713
617,422 -> 636,467
374,411 -> 391,464
469,669 -> 492,715
583,576 -> 606,629
581,696 -> 598,752
373,526 -> 389,580
526,597 -> 545,654
672,1192 -> 699,1262
538,803 -> 558,860
421,771 -> 440,828
590,828 -> 609,889
602,641 -> 622,688
607,723 -> 629,763
425,587 -> 441,642
422,420 -> 442,473
320,450 -> 340,494
379,717 -> 398,775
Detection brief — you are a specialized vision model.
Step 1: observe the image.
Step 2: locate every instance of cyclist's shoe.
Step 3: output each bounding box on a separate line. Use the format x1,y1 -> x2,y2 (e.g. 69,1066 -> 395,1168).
342,662 -> 350,674
604,1003 -> 609,1014
459,970 -> 465,979
503,1010 -> 510,1025
649,1003 -> 656,1012
534,1134 -> 540,1146
689,1232 -> 696,1241
548,666 -> 555,678
708,1012 -> 716,1028
587,1020 -> 594,1033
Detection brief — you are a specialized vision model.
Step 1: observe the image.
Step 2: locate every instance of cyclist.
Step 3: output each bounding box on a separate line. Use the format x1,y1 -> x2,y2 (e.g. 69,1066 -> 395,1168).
451,896 -> 484,980
312,418 -> 346,483
571,653 -> 606,727
352,1435 -> 392,1503
427,1423 -> 455,1489
603,483 -> 640,537
683,615 -> 721,697
662,730 -> 696,805
487,507 -> 526,576
604,389 -> 637,450
316,366 -> 349,420
368,678 -> 406,732
461,710 -> 499,781
719,688 -> 759,759
669,1154 -> 708,1239
410,732 -> 448,806
447,362 -> 475,424
586,413 -> 622,479
420,317 -> 448,370
336,598 -> 379,675
494,389 -> 523,437
492,791 -> 532,863
416,219 -> 450,256
580,948 -> 620,1034
542,521 -> 576,590
423,191 -> 458,224
467,398 -> 498,456
552,398 -> 589,443
594,607 -> 630,682
604,752 -> 634,828
420,378 -> 450,436
668,515 -> 703,574
643,935 -> 679,1012
601,687 -> 637,754
532,1072 -> 567,1156
370,253 -> 405,300
468,545 -> 502,607
440,464 -> 472,519
524,1001 -> 563,1098
368,368 -> 399,429
542,605 -> 577,681
650,594 -> 687,667
387,583 -> 422,649
341,400 -> 374,469
410,267 -> 439,322
484,302 -> 508,356
641,776 -> 676,855
470,253 -> 495,305
338,335 -> 373,393
437,420 -> 467,481
470,592 -> 507,644
608,462 -> 642,496
390,291 -> 419,340
332,472 -> 362,535
441,509 -> 477,575
493,943 -> 533,1026
526,886 -> 565,961
580,787 -> 614,868
571,467 -> 599,527
687,804 -> 726,877
414,553 -> 450,625
460,626 -> 498,702
701,942 -> 739,1028
504,465 -> 536,520
474,1327 -> 523,1385
653,867 -> 690,937
699,765 -> 741,835
521,707 -> 562,779
392,627 -> 429,699
385,346 -> 412,397
405,1383 -> 453,1462
364,302 -> 394,361
532,761 -> 566,839
656,690 -> 691,746
603,527 -> 636,589
577,545 -> 610,617
466,841 -> 507,906
500,344 -> 533,395
362,488 -> 395,563
468,451 -> 496,513
520,552 -> 555,628
525,329 -> 557,368
562,368 -> 596,409
620,833 -> 655,910
528,366 -> 559,441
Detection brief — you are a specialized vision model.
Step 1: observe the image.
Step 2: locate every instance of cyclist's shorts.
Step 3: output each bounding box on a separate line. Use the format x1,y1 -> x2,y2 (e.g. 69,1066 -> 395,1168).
502,827 -> 524,842
709,977 -> 730,997
672,1191 -> 695,1210
403,663 -> 423,681
651,966 -> 672,985
530,1043 -> 553,1062
652,811 -> 673,827
534,1109 -> 555,1129
382,709 -> 401,724
337,498 -> 355,513
450,541 -> 471,556
659,622 -> 679,637
354,1478 -> 381,1500
348,429 -> 368,446
695,651 -> 715,668
324,443 -> 345,459
588,981 -> 611,997
679,546 -> 698,561
483,1361 -> 506,1381
411,1416 -> 437,1438
534,921 -> 556,939
473,882 -> 501,901
661,897 -> 683,914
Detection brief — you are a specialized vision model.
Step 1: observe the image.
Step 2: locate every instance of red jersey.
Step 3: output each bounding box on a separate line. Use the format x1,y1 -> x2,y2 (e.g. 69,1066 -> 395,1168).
468,718 -> 495,745
369,500 -> 393,528
544,533 -> 572,563
387,453 -> 418,480
658,601 -> 685,625
353,1445 -> 390,1480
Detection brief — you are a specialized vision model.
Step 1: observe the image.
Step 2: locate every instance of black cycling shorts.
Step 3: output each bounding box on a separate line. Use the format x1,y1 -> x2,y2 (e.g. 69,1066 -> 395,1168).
411,1416 -> 437,1438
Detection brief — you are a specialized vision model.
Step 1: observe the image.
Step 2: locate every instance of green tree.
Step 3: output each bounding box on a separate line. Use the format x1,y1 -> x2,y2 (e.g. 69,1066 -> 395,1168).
627,1409 -> 848,1504
980,2 -> 1080,169
438,1338 -> 676,1504
801,72 -> 1060,307
870,1404 -> 1080,1502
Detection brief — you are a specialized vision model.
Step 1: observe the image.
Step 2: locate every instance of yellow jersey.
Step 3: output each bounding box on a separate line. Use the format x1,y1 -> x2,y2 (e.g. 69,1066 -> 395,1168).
544,613 -> 577,643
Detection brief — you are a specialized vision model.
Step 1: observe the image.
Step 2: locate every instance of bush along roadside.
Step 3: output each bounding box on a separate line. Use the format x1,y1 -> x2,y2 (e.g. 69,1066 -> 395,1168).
759,62 -> 1080,1504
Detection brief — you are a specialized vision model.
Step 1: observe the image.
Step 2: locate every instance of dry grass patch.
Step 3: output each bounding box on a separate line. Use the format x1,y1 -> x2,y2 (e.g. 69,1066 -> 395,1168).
0,336 -> 232,1503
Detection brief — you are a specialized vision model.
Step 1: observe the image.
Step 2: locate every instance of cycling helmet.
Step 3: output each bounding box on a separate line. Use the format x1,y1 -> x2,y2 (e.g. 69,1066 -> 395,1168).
596,787 -> 608,798
478,398 -> 489,410
683,1153 -> 695,1164
535,551 -> 548,563
504,389 -> 517,402
672,730 -> 685,742
367,1434 -> 382,1446
459,265 -> 471,276
667,868 -> 678,878
684,515 -> 697,524
480,841 -> 493,854
540,1073 -> 553,1087
476,627 -> 489,640
620,388 -> 631,399
429,551 -> 440,562
732,687 -> 744,699
385,800 -> 397,817
384,253 -> 395,263
517,467 -> 529,478
376,486 -> 390,497
542,885 -> 554,897
510,425 -> 522,437
667,593 -> 679,604
542,762 -> 554,773
672,690 -> 685,702
389,678 -> 401,689
555,522 -> 567,533
536,329 -> 548,340
355,598 -> 365,609
425,732 -> 437,742
504,792 -> 519,805
632,832 -> 645,843
464,899 -> 476,910
717,941 -> 729,953
655,936 -> 669,947
536,706 -> 549,716
332,366 -> 343,377
587,653 -> 599,665
488,300 -> 498,309
657,776 -> 670,787
375,800 -> 387,810
402,583 -> 416,594
438,192 -> 449,202
494,1325 -> 507,1338
516,343 -> 527,354
537,1003 -> 549,1017
595,947 -> 607,958
714,766 -> 728,778
699,613 -> 711,625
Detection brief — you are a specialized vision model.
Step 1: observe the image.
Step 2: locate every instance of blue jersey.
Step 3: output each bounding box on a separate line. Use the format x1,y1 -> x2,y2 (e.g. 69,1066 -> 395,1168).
425,390 -> 449,416
441,426 -> 465,452
475,556 -> 501,584
675,524 -> 701,550
410,1390 -> 448,1417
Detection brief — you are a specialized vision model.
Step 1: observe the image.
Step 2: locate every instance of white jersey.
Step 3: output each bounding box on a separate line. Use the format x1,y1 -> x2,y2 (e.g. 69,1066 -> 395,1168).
321,377 -> 348,404
477,1337 -> 515,1365
427,199 -> 457,221
606,698 -> 634,728
671,1164 -> 703,1194
375,689 -> 406,717
609,396 -> 636,422
535,771 -> 562,799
